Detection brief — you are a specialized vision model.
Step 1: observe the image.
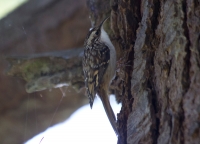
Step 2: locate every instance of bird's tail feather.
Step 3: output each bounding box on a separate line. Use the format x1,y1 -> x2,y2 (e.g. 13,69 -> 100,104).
99,89 -> 118,135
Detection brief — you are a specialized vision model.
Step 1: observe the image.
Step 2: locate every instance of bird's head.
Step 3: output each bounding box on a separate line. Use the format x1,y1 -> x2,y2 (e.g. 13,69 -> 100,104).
84,17 -> 109,47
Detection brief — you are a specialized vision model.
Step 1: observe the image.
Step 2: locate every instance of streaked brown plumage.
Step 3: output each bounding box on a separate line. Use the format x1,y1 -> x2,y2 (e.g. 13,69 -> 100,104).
82,17 -> 118,135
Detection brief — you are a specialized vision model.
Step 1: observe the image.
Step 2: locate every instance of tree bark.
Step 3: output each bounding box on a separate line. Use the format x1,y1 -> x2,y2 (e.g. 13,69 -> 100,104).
87,0 -> 200,143
1,0 -> 200,144
102,0 -> 200,144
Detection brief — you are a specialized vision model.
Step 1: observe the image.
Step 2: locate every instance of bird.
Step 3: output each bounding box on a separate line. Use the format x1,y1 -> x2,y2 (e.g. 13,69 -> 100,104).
82,17 -> 118,135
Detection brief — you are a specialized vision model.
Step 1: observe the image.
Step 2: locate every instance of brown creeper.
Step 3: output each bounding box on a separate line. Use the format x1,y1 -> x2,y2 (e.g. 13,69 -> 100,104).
82,17 -> 118,135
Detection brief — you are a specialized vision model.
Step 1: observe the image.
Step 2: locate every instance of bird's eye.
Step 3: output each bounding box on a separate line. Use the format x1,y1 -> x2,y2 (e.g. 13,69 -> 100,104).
95,30 -> 99,35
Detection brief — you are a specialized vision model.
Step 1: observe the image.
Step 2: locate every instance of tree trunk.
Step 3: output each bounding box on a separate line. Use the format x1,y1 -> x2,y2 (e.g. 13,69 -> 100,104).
87,0 -> 200,143
97,0 -> 200,144
1,0 -> 200,144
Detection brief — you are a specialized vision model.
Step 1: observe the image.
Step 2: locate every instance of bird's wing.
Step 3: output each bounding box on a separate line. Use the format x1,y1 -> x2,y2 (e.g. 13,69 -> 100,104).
83,44 -> 110,108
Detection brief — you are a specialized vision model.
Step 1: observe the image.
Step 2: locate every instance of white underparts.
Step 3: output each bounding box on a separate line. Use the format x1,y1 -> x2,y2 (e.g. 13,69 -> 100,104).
100,27 -> 116,84
100,28 -> 114,50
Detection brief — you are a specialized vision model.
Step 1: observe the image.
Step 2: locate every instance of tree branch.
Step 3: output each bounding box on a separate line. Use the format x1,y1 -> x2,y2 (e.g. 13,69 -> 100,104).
6,48 -> 84,93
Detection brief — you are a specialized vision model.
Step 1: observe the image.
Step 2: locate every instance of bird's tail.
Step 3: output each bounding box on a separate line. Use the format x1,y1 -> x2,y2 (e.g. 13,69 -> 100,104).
98,89 -> 119,135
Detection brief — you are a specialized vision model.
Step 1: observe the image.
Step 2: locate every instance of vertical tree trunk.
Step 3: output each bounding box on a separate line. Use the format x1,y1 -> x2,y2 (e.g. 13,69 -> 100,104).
87,0 -> 200,143
1,0 -> 200,143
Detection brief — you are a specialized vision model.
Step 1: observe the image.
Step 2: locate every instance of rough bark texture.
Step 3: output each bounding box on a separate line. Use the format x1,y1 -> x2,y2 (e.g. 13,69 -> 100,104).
87,0 -> 200,144
112,0 -> 200,144
1,0 -> 200,144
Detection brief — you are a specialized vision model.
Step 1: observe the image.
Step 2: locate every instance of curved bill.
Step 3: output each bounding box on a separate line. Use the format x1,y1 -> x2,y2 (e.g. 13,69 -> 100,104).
99,16 -> 110,28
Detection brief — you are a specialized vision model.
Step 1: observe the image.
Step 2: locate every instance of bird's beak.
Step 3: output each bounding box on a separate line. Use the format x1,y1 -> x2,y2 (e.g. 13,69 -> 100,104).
99,16 -> 110,28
